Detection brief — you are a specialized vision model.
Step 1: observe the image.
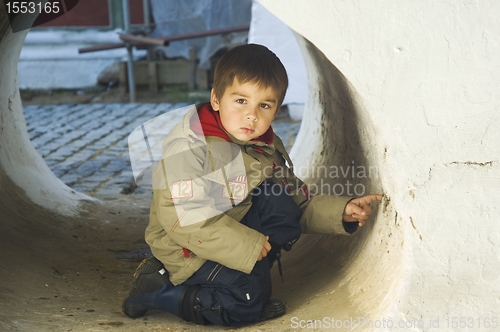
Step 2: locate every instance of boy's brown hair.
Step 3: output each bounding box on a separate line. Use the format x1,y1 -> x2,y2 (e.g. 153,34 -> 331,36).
212,44 -> 289,108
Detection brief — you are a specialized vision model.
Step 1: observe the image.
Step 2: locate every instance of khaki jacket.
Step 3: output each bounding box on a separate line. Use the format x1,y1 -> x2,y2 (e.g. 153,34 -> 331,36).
145,105 -> 353,285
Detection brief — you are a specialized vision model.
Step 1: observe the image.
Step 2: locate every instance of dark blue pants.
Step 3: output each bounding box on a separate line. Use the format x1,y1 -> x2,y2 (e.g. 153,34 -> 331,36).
182,181 -> 302,326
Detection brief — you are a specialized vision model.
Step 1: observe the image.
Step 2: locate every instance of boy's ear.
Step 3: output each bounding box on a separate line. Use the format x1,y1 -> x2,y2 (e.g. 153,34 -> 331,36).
210,89 -> 220,111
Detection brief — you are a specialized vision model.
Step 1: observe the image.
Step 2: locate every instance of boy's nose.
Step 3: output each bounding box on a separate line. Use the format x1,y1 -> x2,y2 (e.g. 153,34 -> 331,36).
246,108 -> 258,121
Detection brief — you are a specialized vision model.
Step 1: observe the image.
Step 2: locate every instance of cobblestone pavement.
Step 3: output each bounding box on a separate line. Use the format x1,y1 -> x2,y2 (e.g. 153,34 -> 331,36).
24,102 -> 301,199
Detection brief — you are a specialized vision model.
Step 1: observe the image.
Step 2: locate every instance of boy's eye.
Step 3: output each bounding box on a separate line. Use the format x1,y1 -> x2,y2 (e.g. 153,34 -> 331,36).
236,99 -> 246,104
260,103 -> 271,109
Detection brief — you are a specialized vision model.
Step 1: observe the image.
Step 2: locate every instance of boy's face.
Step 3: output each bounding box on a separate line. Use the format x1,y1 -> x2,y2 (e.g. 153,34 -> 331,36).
210,78 -> 280,142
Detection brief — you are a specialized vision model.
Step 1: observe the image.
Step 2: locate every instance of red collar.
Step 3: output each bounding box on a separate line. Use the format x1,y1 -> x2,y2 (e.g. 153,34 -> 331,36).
191,103 -> 274,144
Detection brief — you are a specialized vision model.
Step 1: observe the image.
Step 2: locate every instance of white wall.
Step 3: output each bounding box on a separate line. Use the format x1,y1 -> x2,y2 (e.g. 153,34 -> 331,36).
260,0 -> 500,325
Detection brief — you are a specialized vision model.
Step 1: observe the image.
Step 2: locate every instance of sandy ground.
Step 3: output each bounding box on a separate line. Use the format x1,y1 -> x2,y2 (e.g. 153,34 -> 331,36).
1,183 -> 363,332
0,181 -> 297,332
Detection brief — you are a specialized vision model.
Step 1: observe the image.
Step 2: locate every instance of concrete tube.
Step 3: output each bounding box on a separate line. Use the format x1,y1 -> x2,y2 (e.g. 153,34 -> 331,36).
261,0 -> 500,328
2,1 -> 499,330
0,8 -> 394,329
0,12 -> 90,216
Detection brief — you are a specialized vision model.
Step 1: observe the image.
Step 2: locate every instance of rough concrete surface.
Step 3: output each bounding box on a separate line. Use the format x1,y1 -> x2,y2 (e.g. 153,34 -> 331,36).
260,0 -> 500,328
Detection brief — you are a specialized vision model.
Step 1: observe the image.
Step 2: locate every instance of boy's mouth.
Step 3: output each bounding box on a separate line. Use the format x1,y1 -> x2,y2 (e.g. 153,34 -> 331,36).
241,127 -> 255,135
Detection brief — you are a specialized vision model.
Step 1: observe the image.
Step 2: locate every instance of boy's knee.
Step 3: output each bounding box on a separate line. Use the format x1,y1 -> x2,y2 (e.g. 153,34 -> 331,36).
179,285 -> 207,325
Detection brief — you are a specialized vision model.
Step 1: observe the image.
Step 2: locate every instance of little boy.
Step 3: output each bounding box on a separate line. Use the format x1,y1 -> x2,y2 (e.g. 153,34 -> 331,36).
123,44 -> 382,326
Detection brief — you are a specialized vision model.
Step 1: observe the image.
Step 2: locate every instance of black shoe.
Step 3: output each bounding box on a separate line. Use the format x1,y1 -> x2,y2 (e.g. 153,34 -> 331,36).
260,299 -> 286,321
122,257 -> 170,318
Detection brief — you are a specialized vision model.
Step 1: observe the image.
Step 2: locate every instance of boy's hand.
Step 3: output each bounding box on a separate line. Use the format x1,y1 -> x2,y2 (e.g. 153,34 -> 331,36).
343,194 -> 383,227
257,236 -> 272,261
